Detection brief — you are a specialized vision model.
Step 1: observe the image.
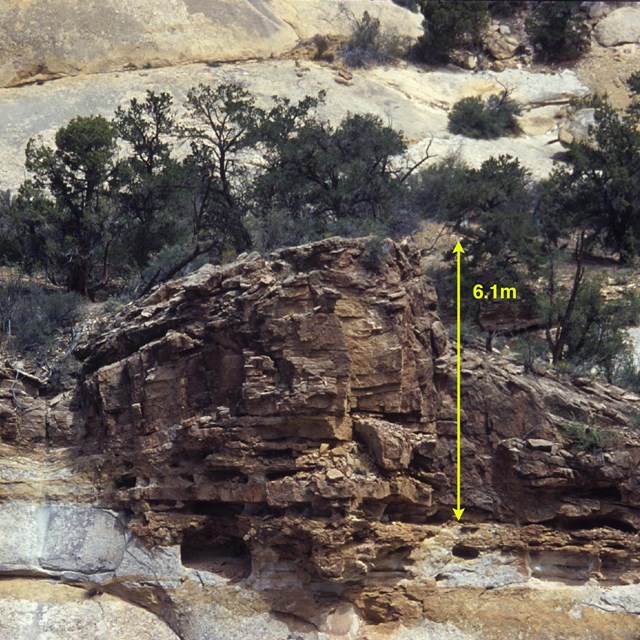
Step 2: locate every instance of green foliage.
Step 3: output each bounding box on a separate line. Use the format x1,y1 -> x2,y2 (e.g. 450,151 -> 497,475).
611,352 -> 640,393
20,115 -> 118,296
1,82 -> 429,308
514,333 -> 548,373
340,10 -> 409,68
541,97 -> 640,263
408,152 -> 471,219
561,418 -> 615,454
251,108 -> 419,249
422,154 -> 540,346
0,282 -> 82,353
541,265 -> 639,379
180,83 -> 261,255
626,71 -> 640,122
439,155 -> 540,281
114,91 -> 183,268
130,241 -> 209,296
448,91 -> 522,139
0,190 -> 21,264
525,1 -> 590,62
311,34 -> 331,61
627,71 -> 640,97
488,1 -> 527,18
416,1 -> 489,63
247,208 -> 322,254
391,0 -> 420,11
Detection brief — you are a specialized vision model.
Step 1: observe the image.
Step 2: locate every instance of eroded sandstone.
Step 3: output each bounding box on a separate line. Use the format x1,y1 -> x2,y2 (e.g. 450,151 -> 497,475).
1,237 -> 640,638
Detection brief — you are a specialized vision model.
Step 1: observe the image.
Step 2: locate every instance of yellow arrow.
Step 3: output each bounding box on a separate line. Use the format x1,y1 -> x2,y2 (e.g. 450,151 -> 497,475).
452,241 -> 465,522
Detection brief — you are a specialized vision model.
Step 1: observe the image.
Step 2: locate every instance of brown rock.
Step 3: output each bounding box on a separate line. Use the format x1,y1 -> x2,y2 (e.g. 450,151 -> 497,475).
354,416 -> 414,470
5,237 -> 640,636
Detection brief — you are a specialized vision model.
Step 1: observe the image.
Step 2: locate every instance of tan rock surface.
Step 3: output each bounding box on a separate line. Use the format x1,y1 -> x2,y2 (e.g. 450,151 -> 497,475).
0,580 -> 180,640
0,60 -> 589,192
0,0 -> 421,88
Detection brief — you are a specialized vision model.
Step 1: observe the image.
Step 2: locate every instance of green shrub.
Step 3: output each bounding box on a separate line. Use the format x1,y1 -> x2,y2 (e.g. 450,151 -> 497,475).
130,242 -> 209,296
448,91 -> 522,139
340,10 -> 409,68
612,352 -> 640,392
408,152 -> 472,219
541,272 -> 639,380
416,1 -> 489,63
525,1 -> 590,62
312,34 -> 330,61
247,208 -> 323,253
391,0 -> 420,11
628,71 -> 640,97
0,284 -> 82,354
562,419 -> 615,454
488,1 -> 527,19
514,334 -> 548,373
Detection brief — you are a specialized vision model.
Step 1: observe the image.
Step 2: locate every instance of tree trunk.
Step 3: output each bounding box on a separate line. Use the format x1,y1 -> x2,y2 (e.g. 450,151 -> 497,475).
67,257 -> 90,298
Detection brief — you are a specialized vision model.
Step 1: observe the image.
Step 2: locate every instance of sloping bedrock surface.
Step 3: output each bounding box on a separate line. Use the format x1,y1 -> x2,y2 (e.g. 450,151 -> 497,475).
0,0 -> 421,88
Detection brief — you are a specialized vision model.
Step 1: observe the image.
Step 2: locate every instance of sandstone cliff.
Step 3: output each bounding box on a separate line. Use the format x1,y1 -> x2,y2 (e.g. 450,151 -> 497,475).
2,237 -> 640,639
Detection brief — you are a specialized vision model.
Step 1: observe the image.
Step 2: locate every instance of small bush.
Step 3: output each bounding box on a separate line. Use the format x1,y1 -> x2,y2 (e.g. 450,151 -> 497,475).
408,152 -> 472,219
488,1 -> 527,19
562,419 -> 615,454
392,0 -> 420,11
612,352 -> 640,392
247,209 -> 324,254
312,34 -> 330,61
0,284 -> 82,354
514,334 -> 548,373
340,10 -> 409,68
129,242 -> 209,296
416,1 -> 489,63
525,1 -> 590,62
448,91 -> 522,139
628,71 -> 640,97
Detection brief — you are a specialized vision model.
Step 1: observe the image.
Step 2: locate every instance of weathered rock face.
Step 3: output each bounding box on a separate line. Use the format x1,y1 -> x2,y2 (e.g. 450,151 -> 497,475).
3,237 -> 640,639
0,0 -> 421,88
72,238 -> 640,637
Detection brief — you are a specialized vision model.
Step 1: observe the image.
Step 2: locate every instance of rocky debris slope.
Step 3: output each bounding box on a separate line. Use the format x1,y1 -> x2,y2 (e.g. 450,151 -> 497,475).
1,237 -> 635,639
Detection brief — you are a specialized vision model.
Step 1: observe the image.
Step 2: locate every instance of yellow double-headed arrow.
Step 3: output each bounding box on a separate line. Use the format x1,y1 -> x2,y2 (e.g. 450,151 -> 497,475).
452,242 -> 465,521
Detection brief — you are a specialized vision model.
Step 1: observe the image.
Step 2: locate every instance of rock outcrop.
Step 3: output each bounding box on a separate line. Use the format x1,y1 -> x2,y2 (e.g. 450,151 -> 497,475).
0,0 -> 421,88
2,237 -> 640,639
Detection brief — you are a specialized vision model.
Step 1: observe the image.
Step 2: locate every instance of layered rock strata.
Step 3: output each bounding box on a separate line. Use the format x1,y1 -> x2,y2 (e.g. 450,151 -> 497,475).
1,237 -> 640,639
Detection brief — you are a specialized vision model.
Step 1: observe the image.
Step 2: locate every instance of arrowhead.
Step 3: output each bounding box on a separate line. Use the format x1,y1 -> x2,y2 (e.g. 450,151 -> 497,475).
452,508 -> 465,521
452,241 -> 465,254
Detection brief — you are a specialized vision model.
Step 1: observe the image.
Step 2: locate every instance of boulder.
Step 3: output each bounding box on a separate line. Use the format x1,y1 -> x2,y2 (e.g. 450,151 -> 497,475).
0,581 -> 180,640
558,108 -> 596,146
594,6 -> 640,46
484,32 -> 521,60
354,416 -> 414,470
